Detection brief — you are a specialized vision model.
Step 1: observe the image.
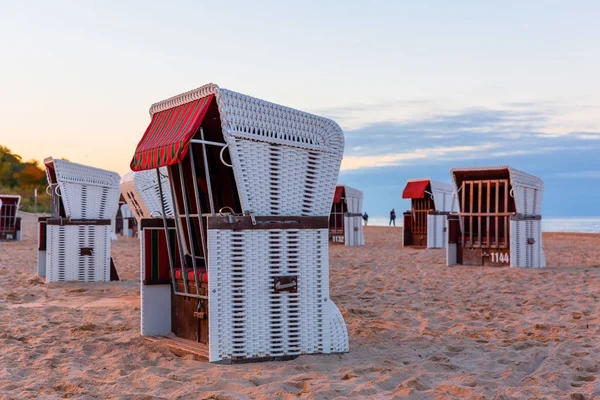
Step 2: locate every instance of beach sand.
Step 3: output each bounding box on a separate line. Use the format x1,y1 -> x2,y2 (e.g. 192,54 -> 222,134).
0,213 -> 598,399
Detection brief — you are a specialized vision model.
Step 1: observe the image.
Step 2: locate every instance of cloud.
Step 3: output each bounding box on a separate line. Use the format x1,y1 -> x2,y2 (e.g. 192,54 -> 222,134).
337,106 -> 600,172
576,133 -> 600,140
556,170 -> 600,178
341,143 -> 498,171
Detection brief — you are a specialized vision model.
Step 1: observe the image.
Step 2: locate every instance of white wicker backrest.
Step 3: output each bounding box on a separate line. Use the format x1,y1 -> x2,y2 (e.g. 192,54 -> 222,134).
120,168 -> 174,222
45,158 -> 120,219
507,167 -> 544,216
450,166 -> 544,216
340,185 -> 363,215
148,83 -> 344,217
120,203 -> 134,219
428,180 -> 456,213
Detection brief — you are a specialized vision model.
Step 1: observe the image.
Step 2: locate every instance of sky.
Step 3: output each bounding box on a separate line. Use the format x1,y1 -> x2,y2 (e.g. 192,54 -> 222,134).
1,1 -> 599,217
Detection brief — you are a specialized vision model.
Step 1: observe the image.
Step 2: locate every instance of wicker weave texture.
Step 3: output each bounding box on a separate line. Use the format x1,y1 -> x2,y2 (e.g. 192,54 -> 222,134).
341,185 -> 364,246
45,158 -> 120,219
120,168 -> 174,222
427,214 -> 447,249
510,219 -> 546,268
428,180 -> 456,213
46,225 -> 111,282
207,228 -> 348,362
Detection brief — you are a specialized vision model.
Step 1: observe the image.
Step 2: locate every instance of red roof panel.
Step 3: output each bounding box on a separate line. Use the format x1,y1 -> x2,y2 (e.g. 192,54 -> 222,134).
402,180 -> 430,199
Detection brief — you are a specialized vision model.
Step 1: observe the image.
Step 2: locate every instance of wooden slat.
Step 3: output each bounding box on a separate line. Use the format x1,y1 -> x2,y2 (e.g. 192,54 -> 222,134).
469,182 -> 473,246
486,180 -> 491,245
209,215 -> 329,230
503,179 -> 508,246
461,181 -> 465,247
477,181 -> 482,247
494,180 -> 499,247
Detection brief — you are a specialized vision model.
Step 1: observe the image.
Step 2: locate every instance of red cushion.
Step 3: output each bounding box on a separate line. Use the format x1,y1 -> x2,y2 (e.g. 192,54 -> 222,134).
170,268 -> 208,283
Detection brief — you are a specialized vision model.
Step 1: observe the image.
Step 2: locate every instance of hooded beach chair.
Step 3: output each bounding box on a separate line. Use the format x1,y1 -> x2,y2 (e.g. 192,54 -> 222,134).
329,185 -> 365,246
120,167 -> 174,222
117,202 -> 137,237
131,83 -> 349,363
0,195 -> 22,241
446,166 -> 546,268
37,158 -> 121,281
401,179 -> 456,248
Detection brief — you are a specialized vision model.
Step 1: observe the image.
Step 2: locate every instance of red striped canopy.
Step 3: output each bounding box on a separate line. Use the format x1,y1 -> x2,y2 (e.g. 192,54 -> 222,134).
130,95 -> 214,171
402,180 -> 430,199
332,186 -> 344,203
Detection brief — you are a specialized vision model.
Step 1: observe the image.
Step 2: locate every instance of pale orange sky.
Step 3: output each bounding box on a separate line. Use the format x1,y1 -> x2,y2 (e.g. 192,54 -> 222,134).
2,1 -> 600,177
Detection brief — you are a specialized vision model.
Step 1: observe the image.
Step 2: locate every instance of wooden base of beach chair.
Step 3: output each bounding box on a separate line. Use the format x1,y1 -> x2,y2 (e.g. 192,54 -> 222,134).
171,279 -> 209,344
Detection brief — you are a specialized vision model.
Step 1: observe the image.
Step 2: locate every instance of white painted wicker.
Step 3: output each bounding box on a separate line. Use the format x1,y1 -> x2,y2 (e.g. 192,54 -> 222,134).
207,227 -> 348,362
428,180 -> 457,213
510,219 -> 546,268
44,158 -> 121,220
46,225 -> 111,282
427,214 -> 447,249
120,168 -> 174,222
149,84 -> 344,217
339,185 -> 365,246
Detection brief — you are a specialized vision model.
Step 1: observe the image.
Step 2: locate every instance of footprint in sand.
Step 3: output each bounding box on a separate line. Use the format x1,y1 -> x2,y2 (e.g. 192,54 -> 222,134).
571,375 -> 596,387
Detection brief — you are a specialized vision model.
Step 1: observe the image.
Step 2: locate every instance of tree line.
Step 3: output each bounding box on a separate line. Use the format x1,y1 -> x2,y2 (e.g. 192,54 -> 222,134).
0,145 -> 50,212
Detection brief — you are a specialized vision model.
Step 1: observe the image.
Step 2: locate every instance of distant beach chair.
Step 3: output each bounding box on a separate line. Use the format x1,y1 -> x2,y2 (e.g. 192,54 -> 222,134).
446,166 -> 546,268
329,185 -> 365,246
120,168 -> 174,223
115,201 -> 137,237
37,158 -> 121,281
131,83 -> 349,363
401,179 -> 456,248
0,195 -> 22,241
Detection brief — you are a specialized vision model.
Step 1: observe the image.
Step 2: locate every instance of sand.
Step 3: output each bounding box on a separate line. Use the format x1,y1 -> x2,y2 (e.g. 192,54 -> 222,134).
0,213 -> 599,399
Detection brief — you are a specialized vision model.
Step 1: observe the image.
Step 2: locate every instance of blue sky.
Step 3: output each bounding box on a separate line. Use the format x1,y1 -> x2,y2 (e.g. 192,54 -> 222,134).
1,1 -> 599,217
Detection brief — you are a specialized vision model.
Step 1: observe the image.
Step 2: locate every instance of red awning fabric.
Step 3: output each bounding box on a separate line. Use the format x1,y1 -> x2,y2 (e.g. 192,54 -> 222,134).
402,180 -> 430,199
130,94 -> 214,171
333,186 -> 344,203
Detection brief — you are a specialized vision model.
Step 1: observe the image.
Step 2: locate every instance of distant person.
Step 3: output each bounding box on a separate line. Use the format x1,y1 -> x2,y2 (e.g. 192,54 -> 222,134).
362,212 -> 369,226
389,208 -> 396,226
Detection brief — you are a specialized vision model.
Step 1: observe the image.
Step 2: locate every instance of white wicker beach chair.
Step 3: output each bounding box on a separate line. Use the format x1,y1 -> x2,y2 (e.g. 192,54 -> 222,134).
118,203 -> 136,237
38,158 -> 121,282
401,179 -> 456,249
120,168 -> 174,222
0,195 -> 22,241
446,166 -> 546,268
330,185 -> 365,246
132,83 -> 348,363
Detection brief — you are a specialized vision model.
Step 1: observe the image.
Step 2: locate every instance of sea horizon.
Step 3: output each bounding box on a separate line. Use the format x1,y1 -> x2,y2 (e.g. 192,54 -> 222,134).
366,216 -> 600,234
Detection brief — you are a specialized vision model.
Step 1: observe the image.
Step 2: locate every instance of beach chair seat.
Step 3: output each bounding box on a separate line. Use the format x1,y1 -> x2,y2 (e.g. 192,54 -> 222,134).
171,268 -> 209,283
